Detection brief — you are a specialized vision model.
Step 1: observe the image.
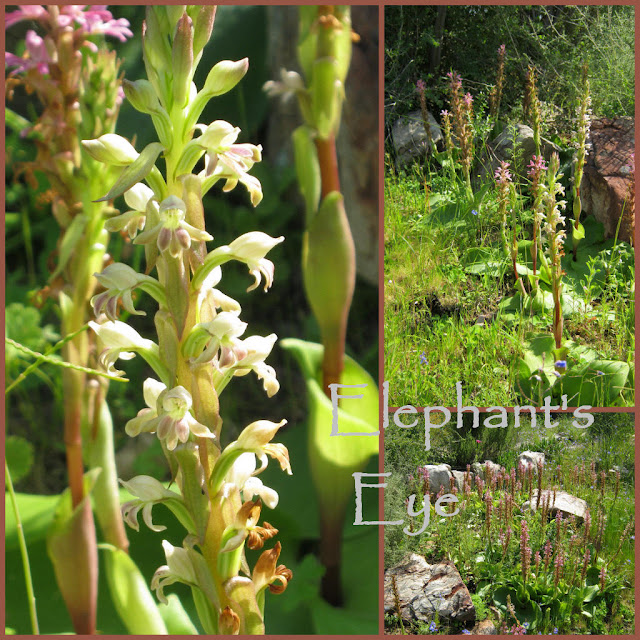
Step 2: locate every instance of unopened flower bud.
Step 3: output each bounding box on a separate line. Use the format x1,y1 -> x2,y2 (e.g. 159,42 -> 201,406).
82,134 -> 139,166
218,607 -> 240,635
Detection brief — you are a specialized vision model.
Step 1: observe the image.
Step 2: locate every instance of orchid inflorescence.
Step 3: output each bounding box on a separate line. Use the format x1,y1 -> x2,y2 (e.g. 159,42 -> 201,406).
83,7 -> 291,633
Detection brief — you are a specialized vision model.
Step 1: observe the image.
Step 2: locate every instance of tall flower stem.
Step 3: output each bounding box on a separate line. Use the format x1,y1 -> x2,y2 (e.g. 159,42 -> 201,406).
86,7 -> 292,633
543,153 -> 568,351
572,63 -> 591,261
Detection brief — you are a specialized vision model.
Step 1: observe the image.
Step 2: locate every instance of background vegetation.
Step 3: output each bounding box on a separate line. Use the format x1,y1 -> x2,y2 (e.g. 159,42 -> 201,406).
384,412 -> 635,635
385,4 -> 634,150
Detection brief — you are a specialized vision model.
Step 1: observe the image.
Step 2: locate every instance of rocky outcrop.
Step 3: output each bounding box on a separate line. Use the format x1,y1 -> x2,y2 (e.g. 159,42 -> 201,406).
518,451 -> 545,470
418,464 -> 454,495
523,489 -> 588,522
392,110 -> 443,167
581,117 -> 634,243
473,619 -> 498,634
384,554 -> 475,623
471,461 -> 502,482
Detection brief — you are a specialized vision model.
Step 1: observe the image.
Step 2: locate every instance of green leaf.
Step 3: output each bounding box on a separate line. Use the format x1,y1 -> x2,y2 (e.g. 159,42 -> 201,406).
158,594 -> 198,634
95,143 -> 164,203
5,492 -> 59,550
560,360 -> 630,405
280,338 -> 378,519
50,215 -> 87,280
103,546 -> 168,634
6,436 -> 34,483
292,125 -> 321,225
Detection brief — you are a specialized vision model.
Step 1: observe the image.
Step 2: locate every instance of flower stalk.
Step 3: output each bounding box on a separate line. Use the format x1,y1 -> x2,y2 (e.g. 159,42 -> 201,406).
6,6 -> 134,633
571,63 -> 592,261
85,7 -> 291,633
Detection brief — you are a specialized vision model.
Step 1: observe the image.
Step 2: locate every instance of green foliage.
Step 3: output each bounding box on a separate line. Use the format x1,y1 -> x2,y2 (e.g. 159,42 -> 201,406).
384,413 -> 635,635
385,5 -> 634,148
6,436 -> 34,484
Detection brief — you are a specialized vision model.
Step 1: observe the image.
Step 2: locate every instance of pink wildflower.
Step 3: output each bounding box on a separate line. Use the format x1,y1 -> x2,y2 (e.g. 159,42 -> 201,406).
5,30 -> 52,74
4,5 -> 48,28
416,78 -> 426,92
527,154 -> 547,177
494,161 -> 511,184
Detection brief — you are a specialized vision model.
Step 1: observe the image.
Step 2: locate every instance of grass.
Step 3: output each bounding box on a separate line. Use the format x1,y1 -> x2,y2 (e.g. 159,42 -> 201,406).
384,412 -> 635,635
384,161 -> 634,407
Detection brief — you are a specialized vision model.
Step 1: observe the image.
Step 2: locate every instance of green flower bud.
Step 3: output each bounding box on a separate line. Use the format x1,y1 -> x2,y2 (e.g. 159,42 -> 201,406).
193,6 -> 217,58
165,6 -> 187,35
144,8 -> 171,69
123,79 -> 163,115
172,13 -> 194,109
184,59 -> 249,135
82,134 -> 139,166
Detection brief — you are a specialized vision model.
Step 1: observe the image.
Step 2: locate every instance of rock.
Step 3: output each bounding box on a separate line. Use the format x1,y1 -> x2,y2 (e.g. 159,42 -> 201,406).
518,451 -> 545,470
473,619 -> 498,635
384,554 -> 475,623
476,123 -> 560,183
392,110 -> 443,167
419,464 -> 454,495
581,117 -> 634,243
471,461 -> 502,482
524,490 -> 588,522
451,470 -> 468,492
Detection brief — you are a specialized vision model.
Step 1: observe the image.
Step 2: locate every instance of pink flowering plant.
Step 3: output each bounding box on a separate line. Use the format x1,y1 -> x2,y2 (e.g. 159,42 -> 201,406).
384,415 -> 635,635
385,34 -> 633,408
5,5 -> 162,635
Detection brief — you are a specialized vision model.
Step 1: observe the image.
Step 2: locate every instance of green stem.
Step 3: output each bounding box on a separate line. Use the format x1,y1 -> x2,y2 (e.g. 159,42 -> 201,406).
6,460 -> 40,634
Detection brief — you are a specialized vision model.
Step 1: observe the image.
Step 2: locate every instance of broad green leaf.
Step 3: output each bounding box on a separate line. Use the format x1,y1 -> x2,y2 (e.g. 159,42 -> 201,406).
572,221 -> 586,241
280,338 -> 378,519
103,546 -> 168,634
158,595 -> 198,635
560,360 -> 630,405
5,492 -> 59,549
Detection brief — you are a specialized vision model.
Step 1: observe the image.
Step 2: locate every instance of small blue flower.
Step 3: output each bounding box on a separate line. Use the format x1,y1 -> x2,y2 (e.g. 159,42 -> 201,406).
472,209 -> 479,216
596,370 -> 605,376
554,360 -> 567,369
523,622 -> 530,629
429,621 -> 438,633
462,630 -> 472,635
553,628 -> 559,634
420,352 -> 428,366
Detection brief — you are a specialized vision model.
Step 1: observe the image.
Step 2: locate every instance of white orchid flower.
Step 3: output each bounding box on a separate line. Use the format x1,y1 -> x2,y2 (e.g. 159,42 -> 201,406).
228,232 -> 284,292
119,475 -> 182,532
89,320 -> 158,376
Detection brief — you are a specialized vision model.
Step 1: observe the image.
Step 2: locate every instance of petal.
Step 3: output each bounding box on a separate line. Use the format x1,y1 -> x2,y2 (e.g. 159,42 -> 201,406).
143,378 -> 167,409
142,503 -> 167,532
124,182 -> 155,212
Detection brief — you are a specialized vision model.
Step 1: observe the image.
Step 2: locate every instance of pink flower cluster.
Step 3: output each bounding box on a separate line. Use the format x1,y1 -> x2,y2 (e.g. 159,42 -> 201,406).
5,5 -> 132,75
